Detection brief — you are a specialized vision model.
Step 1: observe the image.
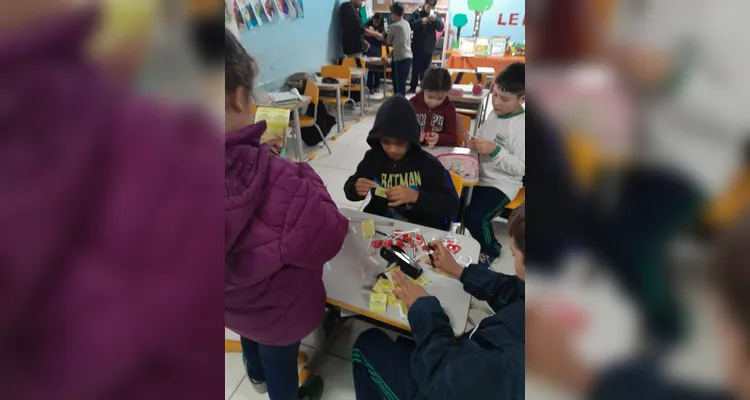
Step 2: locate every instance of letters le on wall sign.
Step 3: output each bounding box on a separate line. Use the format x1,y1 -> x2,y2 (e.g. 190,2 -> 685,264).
497,12 -> 525,26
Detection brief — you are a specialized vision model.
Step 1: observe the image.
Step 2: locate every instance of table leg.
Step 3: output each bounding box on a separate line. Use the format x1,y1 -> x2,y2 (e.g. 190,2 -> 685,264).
292,108 -> 304,162
361,74 -> 366,116
459,186 -> 474,235
336,87 -> 343,133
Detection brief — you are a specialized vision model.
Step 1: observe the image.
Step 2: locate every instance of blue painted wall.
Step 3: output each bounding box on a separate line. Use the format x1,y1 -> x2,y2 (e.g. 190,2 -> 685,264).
449,0 -> 525,42
240,1 -> 343,92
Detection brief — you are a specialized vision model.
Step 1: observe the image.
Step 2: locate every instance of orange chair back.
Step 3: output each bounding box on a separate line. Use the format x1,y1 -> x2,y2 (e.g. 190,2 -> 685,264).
381,45 -> 388,59
339,57 -> 364,68
304,79 -> 320,105
449,171 -> 463,198
457,113 -> 472,144
322,65 -> 352,81
451,71 -> 485,86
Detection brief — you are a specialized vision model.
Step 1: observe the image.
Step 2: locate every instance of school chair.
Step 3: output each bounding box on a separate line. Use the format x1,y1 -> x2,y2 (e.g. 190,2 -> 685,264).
338,57 -> 369,109
320,65 -> 358,121
703,164 -> 750,232
380,45 -> 393,99
457,113 -> 472,145
493,187 -> 525,224
289,80 -> 332,156
451,71 -> 486,86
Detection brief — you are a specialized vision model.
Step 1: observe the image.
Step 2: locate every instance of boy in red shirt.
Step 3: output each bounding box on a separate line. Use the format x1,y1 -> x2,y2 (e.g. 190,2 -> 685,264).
409,68 -> 459,147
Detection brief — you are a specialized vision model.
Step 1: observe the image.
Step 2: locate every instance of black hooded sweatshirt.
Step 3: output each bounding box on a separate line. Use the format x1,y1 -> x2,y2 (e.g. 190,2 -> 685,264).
344,95 -> 459,230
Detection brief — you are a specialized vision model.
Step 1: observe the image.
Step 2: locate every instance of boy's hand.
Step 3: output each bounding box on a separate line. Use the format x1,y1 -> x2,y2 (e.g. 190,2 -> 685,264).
473,138 -> 498,155
420,131 -> 428,143
386,186 -> 419,207
467,138 -> 477,151
527,303 -> 595,394
355,178 -> 378,197
429,14 -> 436,21
428,241 -> 463,278
392,270 -> 429,308
374,32 -> 384,41
426,132 -> 439,148
422,17 -> 428,24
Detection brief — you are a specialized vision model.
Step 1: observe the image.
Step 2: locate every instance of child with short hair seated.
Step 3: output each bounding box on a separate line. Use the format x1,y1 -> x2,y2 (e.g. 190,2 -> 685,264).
409,67 -> 459,147
344,95 -> 459,230
351,204 -> 526,400
467,62 -> 525,267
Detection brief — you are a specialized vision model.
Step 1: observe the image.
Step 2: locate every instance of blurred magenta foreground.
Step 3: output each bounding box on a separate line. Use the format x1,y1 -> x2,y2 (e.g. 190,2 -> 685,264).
0,1 -> 224,398
525,0 -> 750,399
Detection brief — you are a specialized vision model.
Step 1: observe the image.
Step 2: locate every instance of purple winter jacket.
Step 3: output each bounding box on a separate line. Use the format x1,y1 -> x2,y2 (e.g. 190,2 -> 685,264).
0,9 -> 224,399
225,122 -> 348,345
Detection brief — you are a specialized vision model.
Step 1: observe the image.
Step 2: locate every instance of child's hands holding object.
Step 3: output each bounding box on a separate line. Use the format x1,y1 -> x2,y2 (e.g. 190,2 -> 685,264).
428,241 -> 463,279
426,132 -> 439,148
266,138 -> 284,156
355,178 -> 379,197
386,186 -> 419,207
470,138 -> 498,155
392,270 -> 428,308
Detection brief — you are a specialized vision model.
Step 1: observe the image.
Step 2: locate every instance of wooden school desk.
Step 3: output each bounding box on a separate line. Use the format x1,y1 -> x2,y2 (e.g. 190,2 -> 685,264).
324,208 -> 478,336
450,86 -> 491,136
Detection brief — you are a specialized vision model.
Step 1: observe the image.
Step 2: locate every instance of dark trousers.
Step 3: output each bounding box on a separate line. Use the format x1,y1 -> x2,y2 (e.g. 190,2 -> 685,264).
584,167 -> 703,345
352,328 -> 424,400
392,58 -> 413,96
240,337 -> 301,400
410,52 -> 432,91
366,71 -> 381,91
465,186 -> 511,257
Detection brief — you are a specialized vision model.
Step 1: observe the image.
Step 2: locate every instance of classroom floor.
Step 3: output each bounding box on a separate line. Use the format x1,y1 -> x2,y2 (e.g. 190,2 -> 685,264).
226,99 -> 517,400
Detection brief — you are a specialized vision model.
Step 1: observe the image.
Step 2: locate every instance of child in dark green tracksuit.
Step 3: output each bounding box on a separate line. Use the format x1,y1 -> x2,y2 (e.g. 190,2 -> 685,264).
351,205 -> 527,400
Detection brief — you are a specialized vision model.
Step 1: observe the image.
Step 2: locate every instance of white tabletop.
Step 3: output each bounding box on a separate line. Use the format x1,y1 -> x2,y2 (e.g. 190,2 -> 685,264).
324,208 -> 479,336
450,86 -> 490,103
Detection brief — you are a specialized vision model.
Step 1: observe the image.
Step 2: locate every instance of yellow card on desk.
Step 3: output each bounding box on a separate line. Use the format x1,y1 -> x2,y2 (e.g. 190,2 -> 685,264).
388,294 -> 400,307
373,278 -> 394,294
411,274 -> 431,287
369,293 -> 388,313
361,220 -> 375,238
374,186 -> 388,198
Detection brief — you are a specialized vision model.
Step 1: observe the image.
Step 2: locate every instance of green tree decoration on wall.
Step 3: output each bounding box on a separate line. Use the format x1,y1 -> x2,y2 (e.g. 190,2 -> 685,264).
467,0 -> 494,37
452,13 -> 468,47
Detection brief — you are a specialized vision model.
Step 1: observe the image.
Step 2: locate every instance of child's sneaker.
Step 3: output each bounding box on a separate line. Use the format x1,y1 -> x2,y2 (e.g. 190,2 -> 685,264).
249,378 -> 267,394
297,374 -> 324,400
241,354 -> 267,393
477,253 -> 497,269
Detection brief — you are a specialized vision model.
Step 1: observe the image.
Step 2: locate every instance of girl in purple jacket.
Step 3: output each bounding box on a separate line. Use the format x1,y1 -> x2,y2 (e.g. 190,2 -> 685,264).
224,29 -> 348,400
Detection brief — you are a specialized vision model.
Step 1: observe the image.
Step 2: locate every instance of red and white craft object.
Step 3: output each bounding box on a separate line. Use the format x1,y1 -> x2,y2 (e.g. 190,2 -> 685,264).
370,229 -> 429,259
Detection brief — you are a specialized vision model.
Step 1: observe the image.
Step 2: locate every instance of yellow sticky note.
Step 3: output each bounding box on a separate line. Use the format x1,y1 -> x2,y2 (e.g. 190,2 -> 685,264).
369,293 -> 388,313
374,186 -> 388,198
377,278 -> 394,291
387,294 -> 400,307
361,220 -> 375,238
411,274 -> 431,287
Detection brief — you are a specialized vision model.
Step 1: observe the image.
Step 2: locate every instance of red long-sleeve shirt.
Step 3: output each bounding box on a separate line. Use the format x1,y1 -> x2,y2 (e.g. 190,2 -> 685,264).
409,92 -> 459,147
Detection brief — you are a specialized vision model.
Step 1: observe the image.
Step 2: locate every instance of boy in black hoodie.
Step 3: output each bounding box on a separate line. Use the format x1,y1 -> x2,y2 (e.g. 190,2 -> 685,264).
344,95 -> 459,230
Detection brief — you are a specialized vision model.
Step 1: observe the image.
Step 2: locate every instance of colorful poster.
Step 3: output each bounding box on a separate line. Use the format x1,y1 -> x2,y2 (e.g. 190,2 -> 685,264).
240,0 -> 261,28
274,0 -> 289,19
233,0 -> 247,30
284,0 -> 297,19
293,0 -> 304,18
226,0 -> 242,37
261,0 -> 276,22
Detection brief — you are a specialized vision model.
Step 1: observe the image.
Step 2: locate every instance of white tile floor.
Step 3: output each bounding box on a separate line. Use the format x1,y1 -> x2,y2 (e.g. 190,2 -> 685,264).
226,99 -> 517,399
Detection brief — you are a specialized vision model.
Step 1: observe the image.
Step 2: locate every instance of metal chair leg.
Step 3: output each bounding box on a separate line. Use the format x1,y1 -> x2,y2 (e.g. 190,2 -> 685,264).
315,124 -> 332,155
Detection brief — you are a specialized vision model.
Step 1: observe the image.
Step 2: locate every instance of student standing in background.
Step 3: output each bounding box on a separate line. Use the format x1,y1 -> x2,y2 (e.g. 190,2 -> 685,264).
386,2 -> 413,96
365,13 -> 386,93
408,0 -> 444,93
340,0 -> 383,58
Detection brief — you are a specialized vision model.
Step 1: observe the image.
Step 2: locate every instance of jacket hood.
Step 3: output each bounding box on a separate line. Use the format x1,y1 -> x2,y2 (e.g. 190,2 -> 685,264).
367,95 -> 422,151
225,121 -> 269,250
